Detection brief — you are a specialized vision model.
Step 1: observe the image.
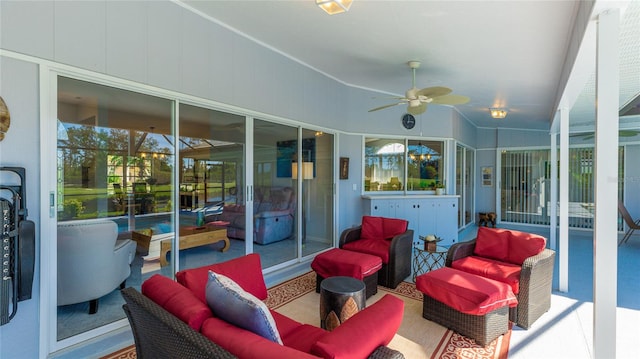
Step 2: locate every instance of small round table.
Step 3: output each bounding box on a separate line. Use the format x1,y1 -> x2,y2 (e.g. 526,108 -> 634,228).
319,276 -> 366,331
412,245 -> 448,282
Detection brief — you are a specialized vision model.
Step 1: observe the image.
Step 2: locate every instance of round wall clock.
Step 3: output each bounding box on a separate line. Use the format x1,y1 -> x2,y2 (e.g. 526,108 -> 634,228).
401,113 -> 415,129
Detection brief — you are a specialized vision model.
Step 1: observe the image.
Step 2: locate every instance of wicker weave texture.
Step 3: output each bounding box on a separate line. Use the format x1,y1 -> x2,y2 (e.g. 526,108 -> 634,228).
121,288 -> 236,359
446,239 -> 556,329
368,345 -> 406,359
339,226 -> 414,289
422,294 -> 509,347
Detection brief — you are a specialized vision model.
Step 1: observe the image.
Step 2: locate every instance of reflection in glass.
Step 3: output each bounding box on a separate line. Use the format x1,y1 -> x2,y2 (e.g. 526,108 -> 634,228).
177,104 -> 246,271
364,138 -> 405,192
301,129 -> 333,257
253,120 -> 298,268
407,140 -> 444,191
56,76 -> 174,340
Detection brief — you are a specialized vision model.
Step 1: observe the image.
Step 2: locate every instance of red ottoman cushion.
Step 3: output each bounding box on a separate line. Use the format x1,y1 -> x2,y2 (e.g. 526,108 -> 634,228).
416,267 -> 518,316
311,248 -> 382,280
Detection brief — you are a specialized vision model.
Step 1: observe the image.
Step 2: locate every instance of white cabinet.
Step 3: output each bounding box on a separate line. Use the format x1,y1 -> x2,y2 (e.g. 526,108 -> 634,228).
363,195 -> 459,246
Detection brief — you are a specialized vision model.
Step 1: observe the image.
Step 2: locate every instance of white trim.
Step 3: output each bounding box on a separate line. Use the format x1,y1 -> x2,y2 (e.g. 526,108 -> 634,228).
593,8 -> 619,358
559,107 -> 570,293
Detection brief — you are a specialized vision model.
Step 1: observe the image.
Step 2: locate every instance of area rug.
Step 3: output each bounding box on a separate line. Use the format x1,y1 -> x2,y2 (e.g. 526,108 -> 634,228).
101,272 -> 510,359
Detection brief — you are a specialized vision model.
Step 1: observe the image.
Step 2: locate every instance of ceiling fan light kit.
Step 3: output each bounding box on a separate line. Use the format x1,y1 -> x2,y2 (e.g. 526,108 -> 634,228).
369,61 -> 469,115
490,108 -> 508,119
316,0 -> 352,15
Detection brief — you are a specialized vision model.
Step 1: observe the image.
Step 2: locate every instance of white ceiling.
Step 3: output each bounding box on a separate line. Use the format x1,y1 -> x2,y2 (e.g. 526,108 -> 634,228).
182,0 -> 585,130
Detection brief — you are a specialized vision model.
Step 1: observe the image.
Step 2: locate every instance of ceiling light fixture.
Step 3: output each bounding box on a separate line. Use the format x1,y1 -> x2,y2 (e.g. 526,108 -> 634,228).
490,108 -> 508,119
316,0 -> 352,15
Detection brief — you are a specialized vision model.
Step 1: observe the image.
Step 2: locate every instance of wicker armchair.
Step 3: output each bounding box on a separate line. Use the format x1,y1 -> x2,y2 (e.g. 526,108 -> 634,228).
445,239 -> 555,329
122,287 -> 236,359
339,225 -> 413,289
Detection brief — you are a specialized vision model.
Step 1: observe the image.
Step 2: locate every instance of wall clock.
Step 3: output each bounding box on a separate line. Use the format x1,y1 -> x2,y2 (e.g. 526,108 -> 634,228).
401,113 -> 415,129
0,96 -> 10,141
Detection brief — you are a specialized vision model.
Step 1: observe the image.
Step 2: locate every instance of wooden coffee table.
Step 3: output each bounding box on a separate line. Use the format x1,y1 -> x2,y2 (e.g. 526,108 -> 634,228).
159,225 -> 230,267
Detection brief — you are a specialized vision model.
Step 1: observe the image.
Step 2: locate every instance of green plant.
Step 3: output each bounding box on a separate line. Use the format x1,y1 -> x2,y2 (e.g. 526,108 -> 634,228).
60,199 -> 85,219
435,182 -> 445,189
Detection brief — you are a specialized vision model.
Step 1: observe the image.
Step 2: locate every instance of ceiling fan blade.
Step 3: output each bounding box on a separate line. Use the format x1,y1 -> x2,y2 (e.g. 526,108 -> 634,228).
417,86 -> 452,98
430,94 -> 470,105
407,103 -> 427,115
368,102 -> 403,112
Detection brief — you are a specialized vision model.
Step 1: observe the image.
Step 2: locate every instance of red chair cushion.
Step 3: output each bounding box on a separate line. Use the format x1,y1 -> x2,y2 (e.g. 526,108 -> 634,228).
507,230 -> 547,265
360,216 -> 384,240
176,253 -> 268,303
473,227 -> 510,262
451,256 -> 522,294
280,324 -> 327,354
342,238 -> 390,263
141,274 -> 212,331
311,294 -> 403,359
416,267 -> 518,316
383,217 -> 408,239
311,248 -> 382,280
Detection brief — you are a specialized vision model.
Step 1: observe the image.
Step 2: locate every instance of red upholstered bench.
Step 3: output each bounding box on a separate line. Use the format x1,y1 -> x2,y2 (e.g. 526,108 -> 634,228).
416,267 -> 518,346
311,248 -> 382,298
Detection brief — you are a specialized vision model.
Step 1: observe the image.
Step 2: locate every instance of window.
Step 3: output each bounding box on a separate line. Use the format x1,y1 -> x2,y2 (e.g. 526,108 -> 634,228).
364,138 -> 405,191
364,138 -> 446,192
499,147 -> 624,229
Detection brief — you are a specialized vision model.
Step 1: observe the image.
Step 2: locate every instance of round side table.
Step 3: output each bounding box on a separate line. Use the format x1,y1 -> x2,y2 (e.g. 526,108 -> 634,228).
412,245 -> 448,282
319,276 -> 366,331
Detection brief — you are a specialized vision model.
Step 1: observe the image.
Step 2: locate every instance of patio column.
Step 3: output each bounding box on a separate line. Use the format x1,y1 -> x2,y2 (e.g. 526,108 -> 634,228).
558,108 -> 569,293
593,8 -> 619,359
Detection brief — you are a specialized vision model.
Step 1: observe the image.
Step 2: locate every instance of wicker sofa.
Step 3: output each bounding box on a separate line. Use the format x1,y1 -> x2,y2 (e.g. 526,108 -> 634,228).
122,254 -> 405,359
445,227 -> 556,329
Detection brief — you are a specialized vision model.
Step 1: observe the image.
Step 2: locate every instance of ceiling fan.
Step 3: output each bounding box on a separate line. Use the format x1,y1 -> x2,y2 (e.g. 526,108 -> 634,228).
368,61 -> 470,115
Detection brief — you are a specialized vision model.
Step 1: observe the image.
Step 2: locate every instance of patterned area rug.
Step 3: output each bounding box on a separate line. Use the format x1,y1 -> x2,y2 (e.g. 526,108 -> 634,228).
101,272 -> 509,359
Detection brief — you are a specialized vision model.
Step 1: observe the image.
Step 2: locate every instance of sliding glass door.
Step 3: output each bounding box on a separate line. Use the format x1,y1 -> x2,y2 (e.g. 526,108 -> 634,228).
57,76 -> 174,340
177,104 -> 246,271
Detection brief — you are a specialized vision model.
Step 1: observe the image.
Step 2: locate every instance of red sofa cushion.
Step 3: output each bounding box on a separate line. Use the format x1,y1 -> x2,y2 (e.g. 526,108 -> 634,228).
451,256 -> 522,294
176,253 -> 268,303
342,238 -> 390,263
360,216 -> 384,240
201,317 -> 319,359
141,274 -> 212,331
311,294 -> 403,359
311,248 -> 382,280
280,324 -> 327,354
416,267 -> 518,316
383,217 -> 408,239
507,230 -> 547,265
473,227 -> 510,262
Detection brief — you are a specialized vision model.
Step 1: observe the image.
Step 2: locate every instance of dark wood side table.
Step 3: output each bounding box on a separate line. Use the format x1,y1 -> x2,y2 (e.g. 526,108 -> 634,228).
412,245 -> 448,282
319,276 -> 366,331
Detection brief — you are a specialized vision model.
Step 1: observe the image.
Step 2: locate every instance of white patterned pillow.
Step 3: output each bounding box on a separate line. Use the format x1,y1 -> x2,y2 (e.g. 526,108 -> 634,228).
205,271 -> 282,344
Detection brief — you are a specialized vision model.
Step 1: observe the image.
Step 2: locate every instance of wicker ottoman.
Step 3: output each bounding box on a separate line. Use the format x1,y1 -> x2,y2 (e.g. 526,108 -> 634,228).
311,248 -> 382,298
416,267 -> 518,346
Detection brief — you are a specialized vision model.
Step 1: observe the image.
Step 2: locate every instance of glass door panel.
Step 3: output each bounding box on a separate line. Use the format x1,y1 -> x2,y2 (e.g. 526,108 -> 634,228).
56,76 -> 174,340
253,120 -> 298,268
177,104 -> 246,271
301,129 -> 333,257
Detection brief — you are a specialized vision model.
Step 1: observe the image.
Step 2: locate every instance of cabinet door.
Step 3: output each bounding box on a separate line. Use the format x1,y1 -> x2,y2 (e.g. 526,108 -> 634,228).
404,199 -> 424,244
367,199 -> 400,218
434,198 -> 458,245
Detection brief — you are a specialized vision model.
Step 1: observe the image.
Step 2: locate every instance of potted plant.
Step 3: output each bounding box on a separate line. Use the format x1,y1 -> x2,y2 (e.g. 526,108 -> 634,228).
435,182 -> 445,195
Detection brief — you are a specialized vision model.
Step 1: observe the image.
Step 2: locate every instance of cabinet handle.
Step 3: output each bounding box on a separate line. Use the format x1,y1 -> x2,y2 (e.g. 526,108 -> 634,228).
374,206 -> 378,210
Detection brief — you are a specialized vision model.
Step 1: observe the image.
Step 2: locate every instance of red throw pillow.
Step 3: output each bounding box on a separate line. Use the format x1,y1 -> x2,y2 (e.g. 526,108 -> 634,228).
506,230 -> 547,265
382,217 -> 408,239
141,274 -> 212,331
360,216 -> 384,240
176,254 -> 268,303
473,227 -> 510,262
